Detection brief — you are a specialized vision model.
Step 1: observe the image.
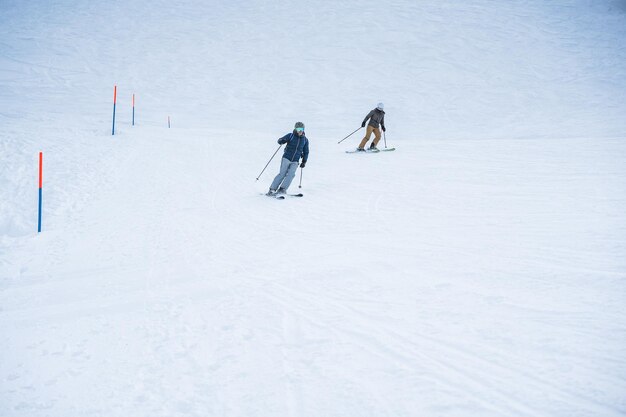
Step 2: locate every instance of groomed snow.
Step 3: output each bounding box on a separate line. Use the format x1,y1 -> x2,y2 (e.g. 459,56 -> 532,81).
1,1 -> 626,416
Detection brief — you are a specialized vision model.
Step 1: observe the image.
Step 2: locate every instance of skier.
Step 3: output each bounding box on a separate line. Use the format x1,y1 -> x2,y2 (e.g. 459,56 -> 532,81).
356,102 -> 386,151
267,122 -> 309,196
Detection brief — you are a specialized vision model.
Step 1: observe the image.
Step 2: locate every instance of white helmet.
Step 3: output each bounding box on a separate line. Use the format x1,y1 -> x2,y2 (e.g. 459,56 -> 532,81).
377,102 -> 384,110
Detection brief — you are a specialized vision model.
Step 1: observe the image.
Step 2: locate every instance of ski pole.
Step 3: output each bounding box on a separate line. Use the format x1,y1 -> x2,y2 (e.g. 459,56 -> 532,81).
256,145 -> 282,181
383,130 -> 387,149
298,167 -> 303,188
337,126 -> 363,144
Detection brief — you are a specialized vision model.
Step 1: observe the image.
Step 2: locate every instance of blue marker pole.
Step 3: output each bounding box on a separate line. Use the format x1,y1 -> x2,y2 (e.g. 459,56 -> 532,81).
112,85 -> 117,135
38,152 -> 42,233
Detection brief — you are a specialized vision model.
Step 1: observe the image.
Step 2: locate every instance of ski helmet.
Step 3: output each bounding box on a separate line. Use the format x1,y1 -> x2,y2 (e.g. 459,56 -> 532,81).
294,121 -> 305,129
377,102 -> 384,110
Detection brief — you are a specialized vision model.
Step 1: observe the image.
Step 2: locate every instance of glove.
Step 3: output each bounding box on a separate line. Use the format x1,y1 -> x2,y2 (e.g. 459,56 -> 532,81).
361,122 -> 366,128
300,161 -> 306,168
382,126 -> 386,132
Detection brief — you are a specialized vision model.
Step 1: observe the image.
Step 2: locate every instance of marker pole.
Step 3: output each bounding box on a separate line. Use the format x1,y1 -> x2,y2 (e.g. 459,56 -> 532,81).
168,116 -> 171,128
132,93 -> 135,126
38,152 -> 43,233
112,85 -> 117,135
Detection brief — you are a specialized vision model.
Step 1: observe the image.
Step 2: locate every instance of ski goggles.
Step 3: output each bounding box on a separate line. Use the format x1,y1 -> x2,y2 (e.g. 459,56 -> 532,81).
295,127 -> 304,133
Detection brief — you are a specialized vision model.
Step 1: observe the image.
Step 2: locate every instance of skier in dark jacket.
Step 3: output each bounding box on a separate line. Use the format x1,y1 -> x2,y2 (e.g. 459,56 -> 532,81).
357,103 -> 386,151
267,122 -> 309,195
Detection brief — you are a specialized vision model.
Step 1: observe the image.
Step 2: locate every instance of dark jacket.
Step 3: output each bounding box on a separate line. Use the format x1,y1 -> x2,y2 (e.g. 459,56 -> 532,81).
278,131 -> 309,163
362,108 -> 386,129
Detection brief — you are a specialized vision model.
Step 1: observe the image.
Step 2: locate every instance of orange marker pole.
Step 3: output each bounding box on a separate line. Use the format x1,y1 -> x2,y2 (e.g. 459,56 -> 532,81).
112,85 -> 117,135
38,152 -> 43,233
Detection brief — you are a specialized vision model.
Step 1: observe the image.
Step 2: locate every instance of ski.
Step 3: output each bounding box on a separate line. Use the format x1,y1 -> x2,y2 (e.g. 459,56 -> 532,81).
345,147 -> 395,154
262,193 -> 302,199
263,193 -> 285,199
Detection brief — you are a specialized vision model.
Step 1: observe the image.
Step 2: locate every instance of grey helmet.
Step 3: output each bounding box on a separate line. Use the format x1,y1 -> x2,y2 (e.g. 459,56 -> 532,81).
294,121 -> 305,129
377,102 -> 384,110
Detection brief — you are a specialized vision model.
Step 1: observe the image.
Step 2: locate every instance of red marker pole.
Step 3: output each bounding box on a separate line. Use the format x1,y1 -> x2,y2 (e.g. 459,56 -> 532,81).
132,93 -> 135,126
38,152 -> 43,233
112,85 -> 117,135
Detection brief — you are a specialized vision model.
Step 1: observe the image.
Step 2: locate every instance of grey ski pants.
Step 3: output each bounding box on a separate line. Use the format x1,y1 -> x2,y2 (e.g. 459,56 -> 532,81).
270,157 -> 299,191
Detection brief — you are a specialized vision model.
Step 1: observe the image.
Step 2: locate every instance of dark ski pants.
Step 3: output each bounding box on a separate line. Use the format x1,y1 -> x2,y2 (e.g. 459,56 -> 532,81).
270,157 -> 299,191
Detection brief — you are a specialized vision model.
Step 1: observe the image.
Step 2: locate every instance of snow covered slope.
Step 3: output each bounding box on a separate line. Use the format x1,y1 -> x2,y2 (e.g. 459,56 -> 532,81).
1,1 -> 626,416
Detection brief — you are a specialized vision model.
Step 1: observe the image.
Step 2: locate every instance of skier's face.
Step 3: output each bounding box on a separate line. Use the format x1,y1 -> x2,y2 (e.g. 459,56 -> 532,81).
295,128 -> 304,136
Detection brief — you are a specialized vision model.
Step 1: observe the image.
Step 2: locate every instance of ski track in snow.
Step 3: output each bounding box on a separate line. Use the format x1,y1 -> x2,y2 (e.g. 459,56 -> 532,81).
1,0 -> 626,416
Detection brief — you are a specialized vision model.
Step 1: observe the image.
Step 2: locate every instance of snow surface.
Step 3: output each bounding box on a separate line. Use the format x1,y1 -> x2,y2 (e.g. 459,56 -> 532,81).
1,0 -> 626,416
